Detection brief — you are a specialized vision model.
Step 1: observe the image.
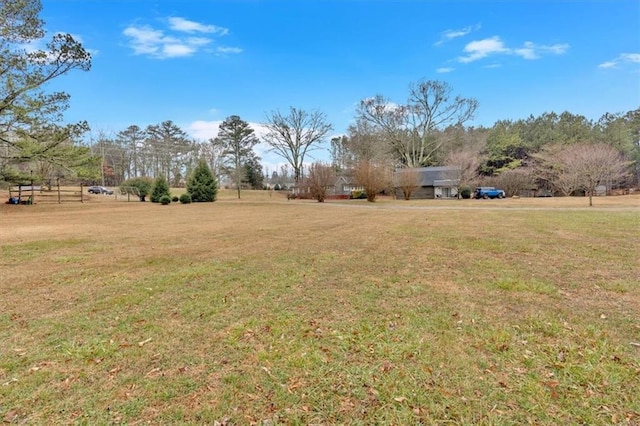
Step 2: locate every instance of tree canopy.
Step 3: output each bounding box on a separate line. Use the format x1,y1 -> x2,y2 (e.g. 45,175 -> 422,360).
216,115 -> 259,198
263,107 -> 333,184
356,79 -> 478,168
1,0 -> 94,183
187,159 -> 217,202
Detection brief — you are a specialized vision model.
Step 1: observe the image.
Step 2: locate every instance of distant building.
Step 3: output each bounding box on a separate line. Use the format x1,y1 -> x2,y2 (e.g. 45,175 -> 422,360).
394,166 -> 460,199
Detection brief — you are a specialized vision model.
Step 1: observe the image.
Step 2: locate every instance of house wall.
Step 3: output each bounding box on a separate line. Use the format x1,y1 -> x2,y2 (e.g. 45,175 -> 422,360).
395,186 -> 436,199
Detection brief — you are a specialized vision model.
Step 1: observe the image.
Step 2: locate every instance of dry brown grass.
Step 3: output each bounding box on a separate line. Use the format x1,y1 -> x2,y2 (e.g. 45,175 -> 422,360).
1,191 -> 639,424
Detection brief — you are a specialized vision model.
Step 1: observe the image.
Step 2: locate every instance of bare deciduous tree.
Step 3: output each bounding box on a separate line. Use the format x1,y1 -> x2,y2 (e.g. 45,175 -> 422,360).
489,167 -> 535,197
345,118 -> 394,164
533,144 -> 575,196
444,148 -> 483,198
263,107 -> 333,184
394,167 -> 421,200
200,137 -> 226,184
535,143 -> 629,206
356,80 -> 478,168
354,160 -> 392,202
307,162 -> 336,202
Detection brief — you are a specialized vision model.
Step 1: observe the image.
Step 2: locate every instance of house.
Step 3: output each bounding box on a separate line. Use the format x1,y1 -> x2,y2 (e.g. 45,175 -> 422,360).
331,175 -> 363,197
394,166 -> 460,199
288,175 -> 363,199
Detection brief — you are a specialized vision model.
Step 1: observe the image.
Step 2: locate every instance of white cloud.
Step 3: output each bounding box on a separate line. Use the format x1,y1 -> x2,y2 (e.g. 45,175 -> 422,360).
436,67 -> 455,73
599,52 -> 640,69
458,36 -> 509,63
545,43 -> 570,55
217,46 -> 243,54
434,23 -> 481,46
123,17 -> 240,59
458,36 -> 568,63
123,25 -> 165,55
187,37 -> 212,47
623,53 -> 640,62
162,43 -> 196,58
513,41 -> 537,60
168,17 -> 229,35
598,61 -> 617,69
188,120 -> 223,140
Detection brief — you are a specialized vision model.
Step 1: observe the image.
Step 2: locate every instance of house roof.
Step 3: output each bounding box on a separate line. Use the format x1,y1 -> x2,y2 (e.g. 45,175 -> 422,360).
394,166 -> 460,187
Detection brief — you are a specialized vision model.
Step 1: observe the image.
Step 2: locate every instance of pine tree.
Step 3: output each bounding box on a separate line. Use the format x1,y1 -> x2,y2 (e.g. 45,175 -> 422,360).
150,176 -> 171,203
216,115 -> 259,199
187,159 -> 217,202
1,0 -> 94,183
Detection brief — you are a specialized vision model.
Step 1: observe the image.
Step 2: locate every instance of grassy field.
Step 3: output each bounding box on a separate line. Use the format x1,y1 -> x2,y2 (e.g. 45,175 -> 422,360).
1,191 -> 639,424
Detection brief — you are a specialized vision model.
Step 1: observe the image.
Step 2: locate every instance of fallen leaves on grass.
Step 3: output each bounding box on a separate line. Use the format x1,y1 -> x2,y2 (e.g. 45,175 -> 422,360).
138,338 -> 152,347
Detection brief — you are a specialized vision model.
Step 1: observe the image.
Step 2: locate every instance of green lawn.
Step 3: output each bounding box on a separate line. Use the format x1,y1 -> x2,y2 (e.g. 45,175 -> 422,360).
1,193 -> 639,424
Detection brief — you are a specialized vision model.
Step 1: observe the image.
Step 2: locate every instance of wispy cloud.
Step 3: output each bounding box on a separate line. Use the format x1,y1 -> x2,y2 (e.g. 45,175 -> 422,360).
598,53 -> 640,69
458,36 -> 509,63
217,46 -> 243,55
458,36 -> 568,63
168,17 -> 229,35
123,17 -> 241,59
434,24 -> 481,46
436,67 -> 455,74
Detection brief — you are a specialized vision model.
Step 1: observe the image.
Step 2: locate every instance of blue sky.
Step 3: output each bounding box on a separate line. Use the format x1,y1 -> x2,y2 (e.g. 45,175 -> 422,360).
41,0 -> 639,168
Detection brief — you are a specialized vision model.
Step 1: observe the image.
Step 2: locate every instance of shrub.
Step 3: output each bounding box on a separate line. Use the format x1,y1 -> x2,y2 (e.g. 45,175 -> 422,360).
171,196 -> 179,202
159,195 -> 171,205
354,160 -> 393,202
460,186 -> 472,199
179,193 -> 192,204
120,177 -> 153,201
151,176 -> 171,203
307,162 -> 336,202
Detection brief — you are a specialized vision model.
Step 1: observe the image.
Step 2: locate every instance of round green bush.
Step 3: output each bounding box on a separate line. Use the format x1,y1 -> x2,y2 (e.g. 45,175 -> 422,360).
460,186 -> 472,199
179,193 -> 192,204
159,195 -> 171,205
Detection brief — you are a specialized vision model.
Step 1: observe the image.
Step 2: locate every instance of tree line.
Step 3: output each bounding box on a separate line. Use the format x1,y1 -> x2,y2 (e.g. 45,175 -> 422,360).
326,82 -> 638,202
1,0 -> 637,205
87,119 -> 265,194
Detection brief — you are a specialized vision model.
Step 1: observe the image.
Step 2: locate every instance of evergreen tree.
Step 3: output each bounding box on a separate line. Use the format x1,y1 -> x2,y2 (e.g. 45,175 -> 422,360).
243,154 -> 264,189
1,0 -> 94,183
216,115 -> 259,199
187,159 -> 217,202
150,175 -> 170,203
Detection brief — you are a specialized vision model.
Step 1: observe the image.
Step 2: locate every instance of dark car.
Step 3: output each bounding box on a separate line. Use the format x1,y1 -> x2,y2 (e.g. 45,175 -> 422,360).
88,186 -> 114,195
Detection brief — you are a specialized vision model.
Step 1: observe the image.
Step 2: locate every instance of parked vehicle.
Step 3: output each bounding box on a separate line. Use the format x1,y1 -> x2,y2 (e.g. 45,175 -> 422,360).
88,186 -> 114,195
474,187 -> 505,199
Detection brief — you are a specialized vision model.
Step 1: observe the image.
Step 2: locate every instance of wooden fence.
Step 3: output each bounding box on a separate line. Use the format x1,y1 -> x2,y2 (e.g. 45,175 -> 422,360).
8,183 -> 84,204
